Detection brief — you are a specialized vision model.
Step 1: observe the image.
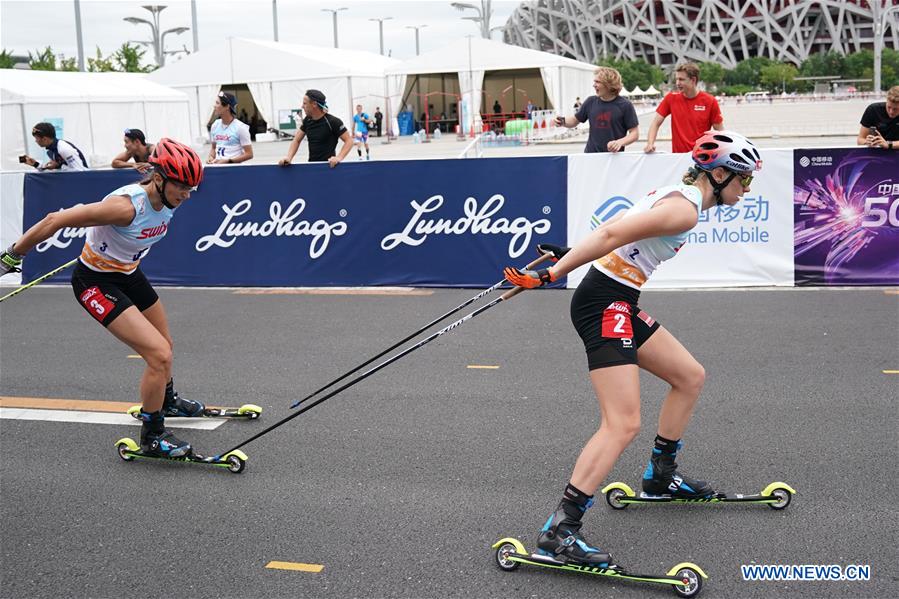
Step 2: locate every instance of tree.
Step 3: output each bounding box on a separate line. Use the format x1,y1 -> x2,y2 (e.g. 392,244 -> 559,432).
760,62 -> 798,93
113,42 -> 155,73
87,46 -> 115,72
0,49 -> 15,69
799,51 -> 845,78
699,62 -> 726,90
595,57 -> 664,91
724,56 -> 773,87
28,46 -> 78,71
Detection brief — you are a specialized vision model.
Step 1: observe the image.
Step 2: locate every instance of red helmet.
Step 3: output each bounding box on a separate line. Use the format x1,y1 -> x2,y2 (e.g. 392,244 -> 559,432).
149,138 -> 203,188
691,131 -> 762,175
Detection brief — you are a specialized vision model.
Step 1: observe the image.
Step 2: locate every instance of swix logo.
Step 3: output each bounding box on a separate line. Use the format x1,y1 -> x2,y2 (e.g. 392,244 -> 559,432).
694,105 -> 707,111
590,196 -> 632,230
607,301 -> 632,314
79,287 -> 99,302
381,194 -> 551,258
137,222 -> 168,239
35,205 -> 88,252
195,198 -> 347,259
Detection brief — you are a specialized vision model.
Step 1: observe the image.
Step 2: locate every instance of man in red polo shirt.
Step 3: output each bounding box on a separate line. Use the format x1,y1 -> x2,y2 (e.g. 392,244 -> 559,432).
644,62 -> 724,153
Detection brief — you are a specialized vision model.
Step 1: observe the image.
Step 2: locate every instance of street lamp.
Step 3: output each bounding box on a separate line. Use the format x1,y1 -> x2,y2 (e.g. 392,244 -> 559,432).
406,24 -> 427,56
451,1 -> 492,38
322,7 -> 348,49
873,1 -> 899,93
369,17 -> 393,56
123,5 -> 190,67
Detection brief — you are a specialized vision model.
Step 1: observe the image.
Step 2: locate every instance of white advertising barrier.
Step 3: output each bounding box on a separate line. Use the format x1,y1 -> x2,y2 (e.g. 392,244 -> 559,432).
0,172 -> 25,286
566,149 -> 794,288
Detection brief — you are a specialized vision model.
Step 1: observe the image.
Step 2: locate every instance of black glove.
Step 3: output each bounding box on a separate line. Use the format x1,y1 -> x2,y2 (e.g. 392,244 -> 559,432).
536,243 -> 571,262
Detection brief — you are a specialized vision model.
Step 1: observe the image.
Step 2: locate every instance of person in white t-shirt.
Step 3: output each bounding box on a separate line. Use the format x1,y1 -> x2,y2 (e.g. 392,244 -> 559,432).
207,91 -> 253,164
20,122 -> 89,171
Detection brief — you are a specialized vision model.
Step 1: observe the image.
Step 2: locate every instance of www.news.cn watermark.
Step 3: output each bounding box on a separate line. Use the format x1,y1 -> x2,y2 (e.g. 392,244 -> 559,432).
741,564 -> 871,582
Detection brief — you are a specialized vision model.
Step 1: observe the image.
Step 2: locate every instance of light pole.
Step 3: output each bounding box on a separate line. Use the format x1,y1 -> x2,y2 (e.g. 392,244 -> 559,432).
369,17 -> 393,56
406,24 -> 427,56
191,0 -> 199,51
272,0 -> 279,42
123,5 -> 190,67
451,1 -> 493,38
322,8 -> 348,49
73,0 -> 85,71
873,0 -> 899,93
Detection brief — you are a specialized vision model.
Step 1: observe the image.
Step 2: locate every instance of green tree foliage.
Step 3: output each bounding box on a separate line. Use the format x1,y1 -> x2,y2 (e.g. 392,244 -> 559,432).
724,57 -> 774,87
87,46 -> 115,72
27,46 -> 78,71
699,61 -> 726,89
759,63 -> 799,93
113,42 -> 155,73
799,51 -> 846,78
0,49 -> 16,68
595,56 -> 665,91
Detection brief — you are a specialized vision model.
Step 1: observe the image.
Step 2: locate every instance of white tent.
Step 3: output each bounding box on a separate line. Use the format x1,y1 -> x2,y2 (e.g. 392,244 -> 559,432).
644,85 -> 661,96
147,38 -> 400,141
0,69 -> 190,171
385,38 -> 596,134
630,86 -> 646,96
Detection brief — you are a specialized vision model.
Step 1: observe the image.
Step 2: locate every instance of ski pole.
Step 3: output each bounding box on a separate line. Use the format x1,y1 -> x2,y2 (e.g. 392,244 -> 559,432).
0,258 -> 78,304
290,251 -> 554,409
216,269 -> 546,458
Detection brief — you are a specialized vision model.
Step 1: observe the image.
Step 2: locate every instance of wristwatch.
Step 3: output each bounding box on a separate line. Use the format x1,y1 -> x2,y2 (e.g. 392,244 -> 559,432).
889,141 -> 894,150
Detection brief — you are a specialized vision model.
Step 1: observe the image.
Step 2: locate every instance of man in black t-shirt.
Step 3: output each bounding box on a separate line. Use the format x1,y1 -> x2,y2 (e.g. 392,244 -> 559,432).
858,86 -> 899,150
278,89 -> 353,167
555,67 -> 639,153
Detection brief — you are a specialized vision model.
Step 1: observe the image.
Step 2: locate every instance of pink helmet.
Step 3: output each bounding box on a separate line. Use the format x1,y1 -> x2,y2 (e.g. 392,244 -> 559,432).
691,131 -> 762,175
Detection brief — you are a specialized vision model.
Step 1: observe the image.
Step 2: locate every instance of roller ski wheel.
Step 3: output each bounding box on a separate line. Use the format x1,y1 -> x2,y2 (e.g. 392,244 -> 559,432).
491,537 -> 707,597
115,438 -> 247,474
127,403 -> 262,419
601,482 -> 796,510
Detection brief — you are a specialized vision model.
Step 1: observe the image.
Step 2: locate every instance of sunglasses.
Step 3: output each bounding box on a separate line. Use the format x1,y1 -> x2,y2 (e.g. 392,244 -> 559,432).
740,174 -> 754,187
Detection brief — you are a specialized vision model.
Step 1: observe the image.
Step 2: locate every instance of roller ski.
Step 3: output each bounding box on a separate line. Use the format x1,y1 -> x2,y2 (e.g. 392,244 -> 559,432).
492,537 -> 706,598
127,390 -> 261,420
602,441 -> 794,510
115,438 -> 248,473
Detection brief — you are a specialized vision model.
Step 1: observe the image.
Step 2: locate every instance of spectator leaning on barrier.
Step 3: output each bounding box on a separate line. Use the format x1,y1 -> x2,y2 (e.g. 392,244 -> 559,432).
278,89 -> 352,168
555,67 -> 639,153
645,62 -> 724,153
207,91 -> 253,164
857,85 -> 899,150
111,128 -> 155,172
19,122 -> 89,171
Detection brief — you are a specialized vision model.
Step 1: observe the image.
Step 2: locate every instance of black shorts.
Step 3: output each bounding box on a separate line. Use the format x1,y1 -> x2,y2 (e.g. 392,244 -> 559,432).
570,267 -> 661,370
71,261 -> 158,327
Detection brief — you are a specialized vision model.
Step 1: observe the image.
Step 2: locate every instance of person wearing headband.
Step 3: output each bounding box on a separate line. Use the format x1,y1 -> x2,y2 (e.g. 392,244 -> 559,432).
278,89 -> 353,167
111,129 -> 155,172
207,91 -> 253,165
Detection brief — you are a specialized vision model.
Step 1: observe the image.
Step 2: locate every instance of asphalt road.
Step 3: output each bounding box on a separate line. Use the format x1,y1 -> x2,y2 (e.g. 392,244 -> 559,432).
1,285 -> 897,599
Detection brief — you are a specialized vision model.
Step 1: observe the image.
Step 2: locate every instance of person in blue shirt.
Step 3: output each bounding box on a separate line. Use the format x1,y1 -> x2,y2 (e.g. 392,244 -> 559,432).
352,104 -> 375,161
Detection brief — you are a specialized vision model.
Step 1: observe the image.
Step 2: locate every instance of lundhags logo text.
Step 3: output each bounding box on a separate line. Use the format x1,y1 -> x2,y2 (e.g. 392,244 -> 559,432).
196,198 -> 348,258
35,205 -> 88,252
381,194 -> 551,258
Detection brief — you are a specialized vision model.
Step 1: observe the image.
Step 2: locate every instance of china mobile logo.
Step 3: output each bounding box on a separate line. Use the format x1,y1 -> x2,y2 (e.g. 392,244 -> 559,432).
380,194 -> 551,258
195,199 -> 348,258
35,205 -> 88,252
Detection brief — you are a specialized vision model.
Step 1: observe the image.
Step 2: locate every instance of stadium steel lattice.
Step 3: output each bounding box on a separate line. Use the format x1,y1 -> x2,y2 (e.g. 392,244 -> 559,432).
503,0 -> 899,69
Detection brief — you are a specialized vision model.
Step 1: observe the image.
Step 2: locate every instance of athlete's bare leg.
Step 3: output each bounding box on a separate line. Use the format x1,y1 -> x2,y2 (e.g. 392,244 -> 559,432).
569,364 -> 641,495
106,306 -> 172,412
636,326 -> 706,440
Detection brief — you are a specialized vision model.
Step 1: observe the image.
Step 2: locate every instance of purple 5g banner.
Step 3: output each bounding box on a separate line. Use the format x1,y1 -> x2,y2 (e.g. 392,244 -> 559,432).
793,148 -> 899,285
22,157 -> 567,288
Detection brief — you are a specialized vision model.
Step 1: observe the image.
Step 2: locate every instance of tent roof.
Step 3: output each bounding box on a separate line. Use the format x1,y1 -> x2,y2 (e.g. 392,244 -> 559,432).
386,38 -> 597,76
147,38 -> 400,87
0,69 -> 188,104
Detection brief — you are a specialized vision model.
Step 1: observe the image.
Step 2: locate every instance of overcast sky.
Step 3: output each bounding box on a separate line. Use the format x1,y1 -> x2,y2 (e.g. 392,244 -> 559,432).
1,0 -> 521,65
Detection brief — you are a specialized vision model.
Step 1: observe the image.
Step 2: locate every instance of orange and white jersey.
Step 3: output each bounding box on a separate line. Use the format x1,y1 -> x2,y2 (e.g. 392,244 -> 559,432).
80,183 -> 174,274
593,184 -> 702,289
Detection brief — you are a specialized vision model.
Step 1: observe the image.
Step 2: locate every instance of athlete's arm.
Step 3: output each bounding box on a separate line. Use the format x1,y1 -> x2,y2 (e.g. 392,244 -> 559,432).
111,150 -> 134,169
711,120 -> 725,131
207,142 -> 217,164
548,195 -> 698,280
644,113 -> 665,152
12,196 -> 136,255
279,130 -> 305,166
225,144 -> 254,164
328,130 -> 354,168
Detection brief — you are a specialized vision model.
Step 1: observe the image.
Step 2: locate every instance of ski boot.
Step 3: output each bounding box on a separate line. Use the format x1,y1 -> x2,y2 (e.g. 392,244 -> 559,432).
138,410 -> 193,458
163,388 -> 206,418
642,442 -> 714,498
537,503 -> 612,566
